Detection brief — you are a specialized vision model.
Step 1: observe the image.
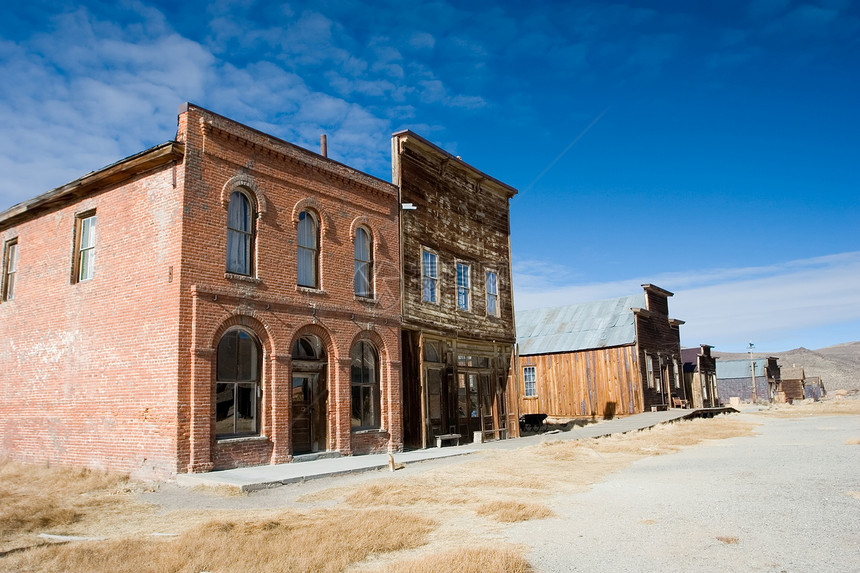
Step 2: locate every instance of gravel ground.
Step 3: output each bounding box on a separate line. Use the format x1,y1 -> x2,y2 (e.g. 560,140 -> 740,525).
507,412 -> 860,572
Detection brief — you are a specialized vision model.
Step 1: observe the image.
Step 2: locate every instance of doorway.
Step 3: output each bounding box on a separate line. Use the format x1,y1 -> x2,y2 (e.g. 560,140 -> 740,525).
291,335 -> 327,455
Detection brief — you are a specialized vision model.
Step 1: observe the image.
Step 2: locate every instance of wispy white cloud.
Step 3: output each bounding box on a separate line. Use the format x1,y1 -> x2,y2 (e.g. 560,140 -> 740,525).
514,252 -> 860,353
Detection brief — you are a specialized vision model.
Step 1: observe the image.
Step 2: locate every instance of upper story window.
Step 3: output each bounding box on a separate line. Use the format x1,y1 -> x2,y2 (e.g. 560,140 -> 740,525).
2,238 -> 18,301
523,366 -> 537,397
354,227 -> 373,297
297,210 -> 319,288
456,262 -> 471,311
227,191 -> 255,276
422,249 -> 438,304
72,212 -> 97,283
486,270 -> 499,317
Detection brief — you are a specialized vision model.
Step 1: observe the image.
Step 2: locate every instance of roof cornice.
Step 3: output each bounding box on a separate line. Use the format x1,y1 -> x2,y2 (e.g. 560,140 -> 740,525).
392,129 -> 518,199
187,103 -> 397,198
0,142 -> 185,230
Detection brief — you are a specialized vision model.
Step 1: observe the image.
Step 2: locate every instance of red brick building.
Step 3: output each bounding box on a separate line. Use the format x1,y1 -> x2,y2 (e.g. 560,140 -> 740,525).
0,104 -> 402,478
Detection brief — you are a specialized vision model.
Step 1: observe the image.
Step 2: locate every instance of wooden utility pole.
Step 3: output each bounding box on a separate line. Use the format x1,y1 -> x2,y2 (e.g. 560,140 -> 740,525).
749,342 -> 758,404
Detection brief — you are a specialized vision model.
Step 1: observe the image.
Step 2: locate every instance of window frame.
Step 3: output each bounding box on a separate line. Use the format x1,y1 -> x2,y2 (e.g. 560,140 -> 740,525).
226,190 -> 256,277
485,269 -> 499,317
72,211 -> 97,283
350,340 -> 381,431
456,261 -> 471,311
354,226 -> 374,298
2,238 -> 18,302
421,248 -> 439,304
215,328 -> 262,439
645,354 -> 655,389
523,365 -> 537,398
297,210 -> 320,289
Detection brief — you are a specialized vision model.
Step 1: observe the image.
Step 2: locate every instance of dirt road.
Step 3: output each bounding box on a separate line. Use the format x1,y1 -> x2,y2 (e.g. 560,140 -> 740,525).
508,412 -> 860,572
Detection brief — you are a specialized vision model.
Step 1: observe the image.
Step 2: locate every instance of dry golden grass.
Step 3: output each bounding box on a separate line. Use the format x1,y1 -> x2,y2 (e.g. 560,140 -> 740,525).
848,491 -> 860,501
1,509 -> 436,573
0,458 -> 134,537
380,546 -> 533,573
475,500 -> 554,523
757,398 -> 860,418
0,414 -> 761,572
717,536 -> 739,544
845,438 -> 860,445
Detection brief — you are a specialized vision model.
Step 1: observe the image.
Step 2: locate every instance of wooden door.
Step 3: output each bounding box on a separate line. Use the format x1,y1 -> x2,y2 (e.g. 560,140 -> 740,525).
292,373 -> 324,455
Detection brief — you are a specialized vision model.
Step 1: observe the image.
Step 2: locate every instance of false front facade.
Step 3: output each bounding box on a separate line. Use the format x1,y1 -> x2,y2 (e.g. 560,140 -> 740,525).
517,284 -> 686,420
392,131 -> 519,448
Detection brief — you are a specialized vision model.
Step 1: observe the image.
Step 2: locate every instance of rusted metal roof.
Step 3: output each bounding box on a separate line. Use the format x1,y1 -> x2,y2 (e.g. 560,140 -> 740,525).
516,293 -> 645,356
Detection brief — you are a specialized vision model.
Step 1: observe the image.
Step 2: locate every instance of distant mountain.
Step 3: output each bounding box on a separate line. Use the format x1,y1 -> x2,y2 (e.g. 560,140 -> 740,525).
710,341 -> 860,394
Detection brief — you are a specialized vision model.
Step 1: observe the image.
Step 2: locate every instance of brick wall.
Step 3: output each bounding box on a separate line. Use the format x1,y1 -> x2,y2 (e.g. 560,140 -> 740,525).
176,105 -> 402,472
0,104 -> 403,477
0,161 -> 184,479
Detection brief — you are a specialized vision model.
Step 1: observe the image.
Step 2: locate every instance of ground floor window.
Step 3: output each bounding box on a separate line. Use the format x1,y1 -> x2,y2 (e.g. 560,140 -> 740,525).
351,340 -> 380,430
523,366 -> 537,397
216,329 -> 261,438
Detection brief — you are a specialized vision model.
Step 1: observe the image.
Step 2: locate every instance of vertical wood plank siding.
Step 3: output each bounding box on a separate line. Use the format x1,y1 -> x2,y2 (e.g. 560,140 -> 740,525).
519,345 -> 642,419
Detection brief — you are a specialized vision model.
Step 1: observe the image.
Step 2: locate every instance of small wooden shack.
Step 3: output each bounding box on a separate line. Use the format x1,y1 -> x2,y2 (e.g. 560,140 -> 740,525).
682,345 -> 719,408
780,366 -> 807,403
516,284 -> 686,420
804,376 -> 825,400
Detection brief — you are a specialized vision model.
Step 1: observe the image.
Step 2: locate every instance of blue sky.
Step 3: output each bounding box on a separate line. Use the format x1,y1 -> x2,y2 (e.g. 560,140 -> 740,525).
1,1 -> 858,353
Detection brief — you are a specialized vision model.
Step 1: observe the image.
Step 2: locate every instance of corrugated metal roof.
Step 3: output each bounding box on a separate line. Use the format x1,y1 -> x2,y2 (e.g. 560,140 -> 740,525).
716,359 -> 770,379
516,293 -> 644,355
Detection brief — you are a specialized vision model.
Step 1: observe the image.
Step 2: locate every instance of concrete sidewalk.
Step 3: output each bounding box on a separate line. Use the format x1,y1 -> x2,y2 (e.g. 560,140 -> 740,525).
177,407 -> 730,491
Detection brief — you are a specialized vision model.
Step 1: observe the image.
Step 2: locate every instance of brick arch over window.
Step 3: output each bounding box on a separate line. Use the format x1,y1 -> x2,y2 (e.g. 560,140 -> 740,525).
221,174 -> 268,215
349,216 -> 385,248
209,312 -> 274,357
291,198 -> 331,236
348,329 -> 390,365
289,322 -> 337,362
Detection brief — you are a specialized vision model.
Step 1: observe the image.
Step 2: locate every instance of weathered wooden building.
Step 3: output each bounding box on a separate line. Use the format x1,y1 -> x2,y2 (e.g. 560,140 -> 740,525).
392,131 -> 519,448
516,284 -> 685,420
715,357 -> 781,404
682,345 -> 719,408
804,376 -> 825,400
780,366 -> 807,403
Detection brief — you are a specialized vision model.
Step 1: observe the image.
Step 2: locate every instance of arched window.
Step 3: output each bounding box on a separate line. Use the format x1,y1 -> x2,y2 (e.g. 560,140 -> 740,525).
215,329 -> 261,438
350,340 -> 380,430
354,227 -> 373,297
297,210 -> 319,288
227,191 -> 254,275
